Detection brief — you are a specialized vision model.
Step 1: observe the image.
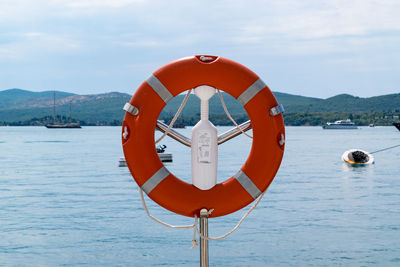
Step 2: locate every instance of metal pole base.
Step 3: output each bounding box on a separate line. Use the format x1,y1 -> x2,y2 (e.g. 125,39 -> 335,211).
200,208 -> 209,267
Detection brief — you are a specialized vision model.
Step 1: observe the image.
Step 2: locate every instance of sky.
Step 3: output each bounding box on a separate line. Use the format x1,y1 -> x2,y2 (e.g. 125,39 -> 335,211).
1,0 -> 399,99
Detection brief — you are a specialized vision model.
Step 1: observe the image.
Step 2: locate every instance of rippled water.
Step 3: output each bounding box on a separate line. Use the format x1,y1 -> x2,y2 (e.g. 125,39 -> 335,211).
1,126 -> 400,266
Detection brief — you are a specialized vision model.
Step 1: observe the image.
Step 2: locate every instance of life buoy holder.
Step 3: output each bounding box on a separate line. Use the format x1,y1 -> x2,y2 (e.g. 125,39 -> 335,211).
122,55 -> 285,218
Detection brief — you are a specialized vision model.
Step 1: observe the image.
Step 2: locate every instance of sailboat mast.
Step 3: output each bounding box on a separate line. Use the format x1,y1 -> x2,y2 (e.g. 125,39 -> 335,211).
53,91 -> 56,123
69,102 -> 72,123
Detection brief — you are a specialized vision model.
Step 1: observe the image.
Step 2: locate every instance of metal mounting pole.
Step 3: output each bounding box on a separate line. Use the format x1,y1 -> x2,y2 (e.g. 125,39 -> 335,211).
200,208 -> 209,267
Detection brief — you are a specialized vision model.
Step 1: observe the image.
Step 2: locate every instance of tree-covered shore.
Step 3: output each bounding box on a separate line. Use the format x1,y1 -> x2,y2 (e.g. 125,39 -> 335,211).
3,111 -> 399,127
160,111 -> 399,126
0,115 -> 121,126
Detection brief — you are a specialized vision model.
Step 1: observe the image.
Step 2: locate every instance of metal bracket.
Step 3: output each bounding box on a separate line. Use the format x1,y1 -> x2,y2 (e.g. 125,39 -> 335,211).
156,120 -> 192,147
279,132 -> 285,146
123,103 -> 139,115
217,120 -> 252,145
270,104 -> 284,116
122,126 -> 129,140
156,120 -> 253,147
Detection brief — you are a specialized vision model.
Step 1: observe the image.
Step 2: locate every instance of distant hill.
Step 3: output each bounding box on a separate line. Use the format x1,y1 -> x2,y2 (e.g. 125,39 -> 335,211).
0,89 -> 74,110
163,91 -> 400,114
0,89 -> 131,123
0,88 -> 399,125
283,93 -> 400,112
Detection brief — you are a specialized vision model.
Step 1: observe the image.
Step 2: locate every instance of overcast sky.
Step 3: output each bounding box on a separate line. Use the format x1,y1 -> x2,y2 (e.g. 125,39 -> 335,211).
1,0 -> 399,98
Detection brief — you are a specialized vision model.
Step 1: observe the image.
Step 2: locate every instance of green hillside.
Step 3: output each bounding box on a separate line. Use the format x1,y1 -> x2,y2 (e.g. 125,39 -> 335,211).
273,92 -> 322,106
0,89 -> 130,123
0,89 -> 74,110
162,91 -> 322,116
1,88 -> 399,126
161,93 -> 245,117
288,93 -> 400,112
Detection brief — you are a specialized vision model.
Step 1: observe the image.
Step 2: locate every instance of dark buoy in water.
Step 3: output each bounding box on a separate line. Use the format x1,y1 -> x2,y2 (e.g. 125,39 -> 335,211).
342,149 -> 374,166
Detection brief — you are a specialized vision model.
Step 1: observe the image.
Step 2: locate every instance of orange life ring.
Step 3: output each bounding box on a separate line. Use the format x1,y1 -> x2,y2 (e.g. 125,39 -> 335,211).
122,55 -> 285,218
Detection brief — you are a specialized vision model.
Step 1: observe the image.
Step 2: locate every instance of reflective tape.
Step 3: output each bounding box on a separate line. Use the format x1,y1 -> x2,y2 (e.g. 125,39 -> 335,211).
237,79 -> 266,106
146,74 -> 173,104
234,170 -> 262,199
141,166 -> 170,194
123,102 -> 139,115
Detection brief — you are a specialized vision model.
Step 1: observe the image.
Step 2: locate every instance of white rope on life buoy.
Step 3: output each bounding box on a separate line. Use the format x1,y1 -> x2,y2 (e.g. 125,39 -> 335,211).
217,89 -> 253,139
155,89 -> 192,144
139,187 -> 266,248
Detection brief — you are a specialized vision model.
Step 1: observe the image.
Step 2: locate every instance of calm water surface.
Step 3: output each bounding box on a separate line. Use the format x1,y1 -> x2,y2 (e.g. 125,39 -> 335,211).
0,126 -> 400,266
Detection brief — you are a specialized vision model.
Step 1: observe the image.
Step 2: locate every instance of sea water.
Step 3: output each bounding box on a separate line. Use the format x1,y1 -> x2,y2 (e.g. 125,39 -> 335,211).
0,126 -> 400,266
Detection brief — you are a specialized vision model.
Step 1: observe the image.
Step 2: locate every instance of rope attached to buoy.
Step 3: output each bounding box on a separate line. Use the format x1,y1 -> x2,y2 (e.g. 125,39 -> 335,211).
217,89 -> 253,139
155,89 -> 192,144
370,144 -> 400,154
139,187 -> 266,249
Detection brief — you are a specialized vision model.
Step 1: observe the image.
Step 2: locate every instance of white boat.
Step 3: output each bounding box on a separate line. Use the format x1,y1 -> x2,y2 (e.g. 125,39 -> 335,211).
119,153 -> 172,167
158,153 -> 173,162
118,157 -> 128,167
322,119 -> 358,129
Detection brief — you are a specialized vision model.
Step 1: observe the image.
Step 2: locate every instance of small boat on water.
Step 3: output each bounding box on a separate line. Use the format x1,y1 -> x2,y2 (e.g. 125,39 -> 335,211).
322,119 -> 358,129
119,145 -> 172,167
393,122 -> 400,131
342,149 -> 374,166
118,157 -> 128,167
158,153 -> 173,162
119,153 -> 172,166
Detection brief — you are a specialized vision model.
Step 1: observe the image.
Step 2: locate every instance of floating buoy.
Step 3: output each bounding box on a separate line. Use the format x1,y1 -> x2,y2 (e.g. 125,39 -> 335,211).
342,149 -> 374,166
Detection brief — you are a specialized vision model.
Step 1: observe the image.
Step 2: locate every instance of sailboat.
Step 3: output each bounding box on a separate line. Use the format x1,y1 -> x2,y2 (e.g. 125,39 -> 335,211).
45,92 -> 81,129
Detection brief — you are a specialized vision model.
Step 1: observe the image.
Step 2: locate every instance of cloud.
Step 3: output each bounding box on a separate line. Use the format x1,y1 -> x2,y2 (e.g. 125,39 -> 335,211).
1,0 -> 399,97
222,0 -> 400,56
233,2 -> 399,37
65,0 -> 145,8
21,32 -> 81,52
3,1 -> 399,48
24,32 -> 44,38
116,40 -> 160,48
0,32 -> 81,61
0,46 -> 18,60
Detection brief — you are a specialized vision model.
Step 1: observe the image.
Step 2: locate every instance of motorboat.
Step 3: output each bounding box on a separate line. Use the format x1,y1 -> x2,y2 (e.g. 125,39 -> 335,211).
119,145 -> 172,167
119,153 -> 172,167
322,119 -> 358,129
